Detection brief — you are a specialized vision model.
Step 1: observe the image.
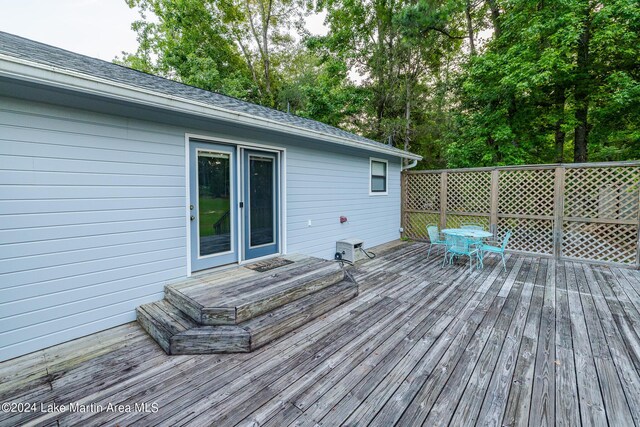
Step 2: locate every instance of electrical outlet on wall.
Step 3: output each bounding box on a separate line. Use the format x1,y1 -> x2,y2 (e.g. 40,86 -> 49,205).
308,220 -> 312,227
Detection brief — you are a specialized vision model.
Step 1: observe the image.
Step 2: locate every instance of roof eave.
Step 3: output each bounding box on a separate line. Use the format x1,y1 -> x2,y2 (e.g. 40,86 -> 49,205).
0,54 -> 423,161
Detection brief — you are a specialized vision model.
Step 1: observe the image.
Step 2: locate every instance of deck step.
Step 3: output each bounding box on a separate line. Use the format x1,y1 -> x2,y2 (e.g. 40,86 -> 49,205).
242,280 -> 358,350
136,300 -> 197,354
165,260 -> 345,325
138,280 -> 358,355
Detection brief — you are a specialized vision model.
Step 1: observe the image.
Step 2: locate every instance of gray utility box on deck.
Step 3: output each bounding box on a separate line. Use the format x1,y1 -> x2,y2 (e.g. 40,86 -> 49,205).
336,238 -> 365,264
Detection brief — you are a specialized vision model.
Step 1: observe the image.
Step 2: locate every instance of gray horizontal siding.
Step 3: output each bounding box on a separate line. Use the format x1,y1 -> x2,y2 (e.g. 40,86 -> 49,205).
0,227 -> 185,257
0,97 -> 187,361
0,93 -> 404,362
0,170 -> 184,186
0,197 -> 184,215
284,144 -> 401,259
2,256 -> 185,301
0,217 -> 185,244
0,154 -> 184,175
0,298 -> 160,362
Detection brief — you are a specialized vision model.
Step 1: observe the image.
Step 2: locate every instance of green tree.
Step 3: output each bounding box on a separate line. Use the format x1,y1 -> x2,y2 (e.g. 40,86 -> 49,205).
314,0 -> 461,166
118,0 -> 256,98
276,46 -> 368,128
443,0 -> 639,166
117,0 -> 639,167
119,0 -> 307,105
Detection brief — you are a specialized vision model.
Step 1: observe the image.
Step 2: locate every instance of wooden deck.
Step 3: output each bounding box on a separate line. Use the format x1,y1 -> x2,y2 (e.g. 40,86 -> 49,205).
2,241 -> 640,426
138,255 -> 356,354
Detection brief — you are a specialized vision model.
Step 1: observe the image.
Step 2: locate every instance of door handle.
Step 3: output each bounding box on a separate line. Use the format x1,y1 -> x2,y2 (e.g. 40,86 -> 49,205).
190,215 -> 195,221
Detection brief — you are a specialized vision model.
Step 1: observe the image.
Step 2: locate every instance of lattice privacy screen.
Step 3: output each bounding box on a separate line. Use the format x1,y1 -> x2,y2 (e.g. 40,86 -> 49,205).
405,173 -> 440,212
497,169 -> 555,255
404,212 -> 440,240
403,163 -> 640,267
447,172 -> 491,213
403,173 -> 440,240
498,169 -> 555,216
496,217 -> 554,254
446,215 -> 490,230
562,166 -> 640,264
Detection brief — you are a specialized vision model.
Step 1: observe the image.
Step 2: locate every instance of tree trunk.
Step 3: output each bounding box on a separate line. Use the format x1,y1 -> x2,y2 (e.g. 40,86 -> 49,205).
262,28 -> 271,96
235,34 -> 262,98
553,84 -> 566,162
261,0 -> 273,97
245,0 -> 272,100
374,9 -> 386,139
574,105 -> 589,162
465,0 -> 476,55
573,9 -> 590,163
404,81 -> 411,152
486,0 -> 501,38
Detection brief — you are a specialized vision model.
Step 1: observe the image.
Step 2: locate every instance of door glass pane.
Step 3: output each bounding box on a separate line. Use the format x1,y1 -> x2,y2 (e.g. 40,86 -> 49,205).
249,156 -> 274,247
198,151 -> 231,256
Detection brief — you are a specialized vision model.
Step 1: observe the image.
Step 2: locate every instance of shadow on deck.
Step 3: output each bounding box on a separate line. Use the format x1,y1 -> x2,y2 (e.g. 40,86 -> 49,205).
1,240 -> 640,426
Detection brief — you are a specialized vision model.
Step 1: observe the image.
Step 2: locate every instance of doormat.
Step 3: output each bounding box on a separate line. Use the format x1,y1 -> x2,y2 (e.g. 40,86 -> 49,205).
246,257 -> 294,273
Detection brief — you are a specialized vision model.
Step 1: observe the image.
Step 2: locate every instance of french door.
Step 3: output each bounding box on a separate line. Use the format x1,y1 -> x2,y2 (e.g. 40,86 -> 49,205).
189,142 -> 237,271
189,141 -> 280,271
242,150 -> 279,260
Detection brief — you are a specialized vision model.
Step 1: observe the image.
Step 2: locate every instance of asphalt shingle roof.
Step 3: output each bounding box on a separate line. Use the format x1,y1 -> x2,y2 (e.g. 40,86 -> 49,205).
0,31 -> 417,158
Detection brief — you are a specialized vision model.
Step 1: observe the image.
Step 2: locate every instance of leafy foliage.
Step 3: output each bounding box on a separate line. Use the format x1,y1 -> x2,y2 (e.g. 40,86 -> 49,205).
119,0 -> 639,167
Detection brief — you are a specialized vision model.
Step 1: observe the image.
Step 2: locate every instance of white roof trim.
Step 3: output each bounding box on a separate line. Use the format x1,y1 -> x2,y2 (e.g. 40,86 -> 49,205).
0,54 -> 422,161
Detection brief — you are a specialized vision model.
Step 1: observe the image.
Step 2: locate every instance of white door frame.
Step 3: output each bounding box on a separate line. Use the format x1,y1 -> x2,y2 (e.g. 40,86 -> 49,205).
184,132 -> 287,277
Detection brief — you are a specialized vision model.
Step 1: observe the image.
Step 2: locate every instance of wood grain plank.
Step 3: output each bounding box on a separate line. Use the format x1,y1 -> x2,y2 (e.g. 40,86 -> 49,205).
553,261 -> 580,427
378,256 -> 520,427
4,244 -> 639,427
454,257 -> 539,427
502,258 -> 548,427
426,257 -> 530,427
578,263 -> 635,427
528,259 -> 556,427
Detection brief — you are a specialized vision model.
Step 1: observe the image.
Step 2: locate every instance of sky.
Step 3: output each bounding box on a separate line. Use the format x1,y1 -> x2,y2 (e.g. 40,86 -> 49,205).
0,0 -> 140,60
0,0 -> 328,61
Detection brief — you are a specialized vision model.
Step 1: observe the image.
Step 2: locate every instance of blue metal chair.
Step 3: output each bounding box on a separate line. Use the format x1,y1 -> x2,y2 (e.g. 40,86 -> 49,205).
442,233 -> 480,272
478,231 -> 512,272
426,225 -> 446,260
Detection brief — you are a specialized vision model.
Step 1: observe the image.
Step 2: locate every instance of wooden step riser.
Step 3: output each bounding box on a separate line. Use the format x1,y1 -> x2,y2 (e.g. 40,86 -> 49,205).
171,326 -> 250,355
164,286 -> 207,324
202,269 -> 345,325
248,281 -> 358,350
136,306 -> 171,354
163,281 -> 358,355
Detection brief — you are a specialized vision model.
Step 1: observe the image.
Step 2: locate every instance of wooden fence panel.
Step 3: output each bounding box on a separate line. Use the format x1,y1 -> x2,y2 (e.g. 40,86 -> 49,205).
402,162 -> 640,268
497,168 -> 555,255
403,172 -> 440,239
562,166 -> 640,265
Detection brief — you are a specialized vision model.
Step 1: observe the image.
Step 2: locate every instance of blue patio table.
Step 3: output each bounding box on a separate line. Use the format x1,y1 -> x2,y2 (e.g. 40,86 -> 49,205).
442,228 -> 494,269
441,228 -> 493,240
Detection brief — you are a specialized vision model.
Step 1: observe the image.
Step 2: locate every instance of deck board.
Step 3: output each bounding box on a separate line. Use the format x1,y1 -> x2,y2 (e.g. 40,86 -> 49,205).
1,241 -> 639,427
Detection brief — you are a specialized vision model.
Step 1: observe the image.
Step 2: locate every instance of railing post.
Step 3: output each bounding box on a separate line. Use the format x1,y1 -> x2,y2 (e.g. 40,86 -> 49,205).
490,169 -> 499,237
440,172 -> 447,230
553,166 -> 566,260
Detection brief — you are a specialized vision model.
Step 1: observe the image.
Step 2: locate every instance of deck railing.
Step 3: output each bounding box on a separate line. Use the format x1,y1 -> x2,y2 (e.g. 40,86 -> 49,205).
401,161 -> 640,268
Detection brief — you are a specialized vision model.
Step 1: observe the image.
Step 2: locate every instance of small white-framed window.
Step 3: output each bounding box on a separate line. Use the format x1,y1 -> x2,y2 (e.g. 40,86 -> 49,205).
369,158 -> 388,195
